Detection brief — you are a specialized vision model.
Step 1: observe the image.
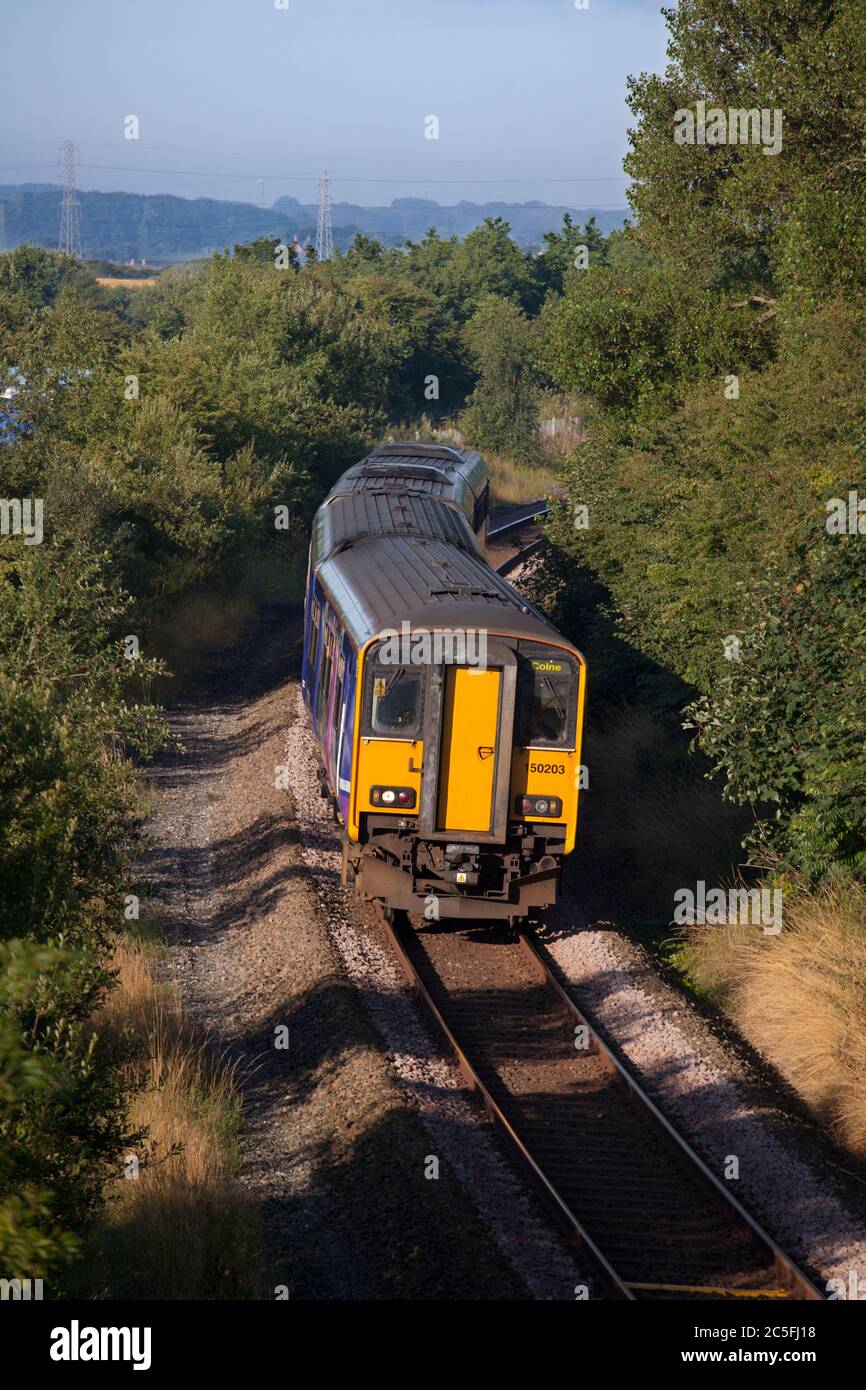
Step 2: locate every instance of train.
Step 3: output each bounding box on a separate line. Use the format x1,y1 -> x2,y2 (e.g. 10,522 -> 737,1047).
301,442 -> 587,922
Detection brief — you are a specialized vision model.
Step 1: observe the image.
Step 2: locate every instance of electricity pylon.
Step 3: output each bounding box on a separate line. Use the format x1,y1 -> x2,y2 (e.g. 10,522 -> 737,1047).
315,169 -> 334,261
58,140 -> 82,258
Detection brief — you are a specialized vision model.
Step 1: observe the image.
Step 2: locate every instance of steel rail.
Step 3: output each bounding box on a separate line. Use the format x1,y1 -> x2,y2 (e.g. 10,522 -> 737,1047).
517,927 -> 824,1302
380,906 -> 823,1302
376,905 -> 633,1300
486,503 -> 549,541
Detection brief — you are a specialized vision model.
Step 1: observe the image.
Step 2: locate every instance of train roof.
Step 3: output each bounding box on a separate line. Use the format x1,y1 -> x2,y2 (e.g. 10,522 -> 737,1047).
315,533 -> 572,652
310,490 -> 480,569
323,442 -> 488,511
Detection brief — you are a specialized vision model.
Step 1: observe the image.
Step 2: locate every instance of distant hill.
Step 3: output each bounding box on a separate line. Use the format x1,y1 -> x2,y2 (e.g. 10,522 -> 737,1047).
274,195 -> 627,246
0,185 -> 628,265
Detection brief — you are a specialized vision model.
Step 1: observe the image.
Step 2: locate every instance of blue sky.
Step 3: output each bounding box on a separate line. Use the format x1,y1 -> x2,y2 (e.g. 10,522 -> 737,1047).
1,0 -> 669,207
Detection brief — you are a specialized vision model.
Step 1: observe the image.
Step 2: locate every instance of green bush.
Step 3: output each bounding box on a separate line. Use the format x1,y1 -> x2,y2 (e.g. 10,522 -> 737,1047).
541,0 -> 866,885
540,254 -> 776,417
687,521 -> 866,879
0,542 -> 165,1284
0,940 -> 83,1282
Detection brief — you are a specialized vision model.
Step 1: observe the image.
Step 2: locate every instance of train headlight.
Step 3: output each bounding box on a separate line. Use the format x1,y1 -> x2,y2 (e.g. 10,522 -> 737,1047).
517,795 -> 562,818
371,785 -> 417,809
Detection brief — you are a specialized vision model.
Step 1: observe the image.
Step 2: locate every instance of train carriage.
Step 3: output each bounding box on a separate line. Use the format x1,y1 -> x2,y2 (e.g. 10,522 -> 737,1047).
302,449 -> 585,922
319,441 -> 491,547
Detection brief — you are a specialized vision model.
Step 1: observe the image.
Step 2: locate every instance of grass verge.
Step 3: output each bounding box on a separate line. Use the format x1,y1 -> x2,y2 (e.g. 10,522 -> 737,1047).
487,450 -> 560,505
682,879 -> 866,1155
88,930 -> 267,1299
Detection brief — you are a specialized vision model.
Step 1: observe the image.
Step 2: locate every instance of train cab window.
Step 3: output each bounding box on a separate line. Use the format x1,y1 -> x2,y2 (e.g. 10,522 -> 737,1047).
364,662 -> 424,740
516,648 -> 577,748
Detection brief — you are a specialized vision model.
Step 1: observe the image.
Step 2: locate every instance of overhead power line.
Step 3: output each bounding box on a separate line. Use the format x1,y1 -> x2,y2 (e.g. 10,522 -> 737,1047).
0,138 -> 629,170
0,163 -> 629,187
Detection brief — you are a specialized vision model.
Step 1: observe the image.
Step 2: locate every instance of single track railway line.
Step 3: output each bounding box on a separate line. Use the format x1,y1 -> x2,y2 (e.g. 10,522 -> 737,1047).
376,907 -> 823,1302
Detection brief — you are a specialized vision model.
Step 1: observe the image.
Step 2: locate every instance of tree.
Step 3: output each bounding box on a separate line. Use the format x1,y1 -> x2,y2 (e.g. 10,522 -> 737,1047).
541,257 -> 775,417
341,271 -> 470,418
624,0 -> 866,302
0,245 -> 89,309
124,250 -> 402,486
343,233 -> 385,270
450,217 -> 543,317
688,517 -> 866,881
0,542 -> 165,1281
537,213 -> 607,297
546,300 -> 866,689
404,219 -> 542,321
460,295 -> 542,465
234,235 -> 298,269
0,940 -> 82,1282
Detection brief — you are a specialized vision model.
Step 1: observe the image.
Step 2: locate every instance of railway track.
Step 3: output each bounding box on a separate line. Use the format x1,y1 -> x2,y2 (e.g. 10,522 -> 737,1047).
484,501 -> 549,578
369,509 -> 822,1303
486,502 -> 550,541
376,910 -> 823,1302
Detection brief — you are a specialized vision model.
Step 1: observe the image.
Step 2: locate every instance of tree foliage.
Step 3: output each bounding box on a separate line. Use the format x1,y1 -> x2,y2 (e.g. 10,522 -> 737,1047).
542,0 -> 866,881
0,237 -> 428,1275
688,523 -> 866,880
460,295 -> 542,464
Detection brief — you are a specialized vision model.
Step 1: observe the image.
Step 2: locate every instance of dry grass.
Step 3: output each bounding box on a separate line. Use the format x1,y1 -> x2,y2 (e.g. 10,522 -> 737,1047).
487,451 -> 560,505
96,276 -> 159,288
684,880 -> 866,1153
93,934 -> 265,1299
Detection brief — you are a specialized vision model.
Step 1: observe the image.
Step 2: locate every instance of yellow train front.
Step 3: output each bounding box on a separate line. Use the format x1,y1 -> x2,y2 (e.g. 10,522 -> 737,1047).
303,444 -> 586,922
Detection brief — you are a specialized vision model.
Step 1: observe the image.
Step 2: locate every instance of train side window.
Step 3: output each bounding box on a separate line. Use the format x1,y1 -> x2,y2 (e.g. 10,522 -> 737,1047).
333,651 -> 345,730
318,623 -> 334,713
474,485 -> 490,533
364,661 -> 424,740
516,650 -> 577,748
308,597 -> 321,671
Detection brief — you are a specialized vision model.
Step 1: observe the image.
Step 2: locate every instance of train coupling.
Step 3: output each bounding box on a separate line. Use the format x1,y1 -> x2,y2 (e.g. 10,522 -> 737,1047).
443,842 -> 480,886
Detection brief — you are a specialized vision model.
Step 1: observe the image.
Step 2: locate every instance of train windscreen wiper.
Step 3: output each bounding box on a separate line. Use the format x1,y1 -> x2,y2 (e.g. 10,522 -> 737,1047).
542,675 -> 566,722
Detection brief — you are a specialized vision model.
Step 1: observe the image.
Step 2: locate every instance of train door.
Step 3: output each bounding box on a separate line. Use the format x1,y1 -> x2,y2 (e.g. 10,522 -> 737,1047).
436,666 -> 501,833
420,643 -> 517,843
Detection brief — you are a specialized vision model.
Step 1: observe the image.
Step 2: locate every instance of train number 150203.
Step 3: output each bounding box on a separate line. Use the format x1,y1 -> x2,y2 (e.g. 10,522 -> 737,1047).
529,762 -> 566,774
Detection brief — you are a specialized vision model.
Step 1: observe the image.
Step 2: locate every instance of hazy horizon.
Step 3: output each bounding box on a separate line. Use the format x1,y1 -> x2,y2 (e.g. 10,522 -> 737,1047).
0,181 -> 632,214
1,0 -> 668,210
